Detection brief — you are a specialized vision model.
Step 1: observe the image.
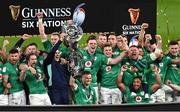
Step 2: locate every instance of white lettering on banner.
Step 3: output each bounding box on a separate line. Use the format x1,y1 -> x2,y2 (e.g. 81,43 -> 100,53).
21,7 -> 72,28
122,25 -> 141,35
22,21 -> 35,28
22,7 -> 71,18
122,25 -> 141,30
22,20 -> 67,28
37,20 -> 65,27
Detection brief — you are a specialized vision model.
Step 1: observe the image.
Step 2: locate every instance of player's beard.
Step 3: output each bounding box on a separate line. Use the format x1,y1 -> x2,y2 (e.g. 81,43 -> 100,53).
10,59 -> 18,65
88,46 -> 96,54
31,62 -> 36,67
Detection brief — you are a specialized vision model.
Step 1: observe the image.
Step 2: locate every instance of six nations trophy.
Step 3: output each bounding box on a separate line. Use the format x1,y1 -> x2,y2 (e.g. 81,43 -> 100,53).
61,3 -> 85,78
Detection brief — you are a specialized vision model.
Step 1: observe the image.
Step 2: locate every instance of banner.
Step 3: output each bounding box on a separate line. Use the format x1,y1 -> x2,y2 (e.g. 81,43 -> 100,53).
0,0 -> 156,36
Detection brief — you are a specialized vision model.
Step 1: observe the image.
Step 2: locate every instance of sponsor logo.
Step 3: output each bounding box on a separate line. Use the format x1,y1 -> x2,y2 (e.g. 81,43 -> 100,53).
9,3 -> 85,28
85,61 -> 92,67
106,66 -> 111,71
36,73 -> 42,79
128,8 -> 140,24
136,96 -> 142,102
122,8 -> 141,35
9,5 -> 21,21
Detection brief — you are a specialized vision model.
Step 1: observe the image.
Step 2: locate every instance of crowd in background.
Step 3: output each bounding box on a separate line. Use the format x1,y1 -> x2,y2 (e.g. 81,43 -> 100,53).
0,13 -> 179,105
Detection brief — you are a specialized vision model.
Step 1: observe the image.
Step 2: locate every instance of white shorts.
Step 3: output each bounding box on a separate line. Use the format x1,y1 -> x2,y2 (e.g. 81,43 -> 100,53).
149,88 -> 165,103
0,94 -> 8,105
100,87 -> 122,104
29,93 -> 52,105
9,90 -> 26,105
93,86 -> 99,104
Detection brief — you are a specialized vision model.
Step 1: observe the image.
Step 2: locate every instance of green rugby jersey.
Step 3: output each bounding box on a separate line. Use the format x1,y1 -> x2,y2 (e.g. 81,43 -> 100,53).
74,80 -> 97,104
165,53 -> 180,86
2,61 -> 24,93
112,47 -> 122,58
81,49 -> 109,86
125,87 -> 149,104
24,65 -> 47,94
0,64 -> 4,94
100,62 -> 121,88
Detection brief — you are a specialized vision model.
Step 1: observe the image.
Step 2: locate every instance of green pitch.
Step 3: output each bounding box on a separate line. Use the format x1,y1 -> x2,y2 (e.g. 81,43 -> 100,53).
157,0 -> 180,50
0,0 -> 180,52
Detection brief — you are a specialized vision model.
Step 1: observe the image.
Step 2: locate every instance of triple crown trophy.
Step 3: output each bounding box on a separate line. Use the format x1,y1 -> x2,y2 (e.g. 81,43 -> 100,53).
61,3 -> 85,78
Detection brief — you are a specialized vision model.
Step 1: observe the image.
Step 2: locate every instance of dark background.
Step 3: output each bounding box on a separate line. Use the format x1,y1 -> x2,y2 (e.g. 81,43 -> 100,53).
0,0 -> 156,36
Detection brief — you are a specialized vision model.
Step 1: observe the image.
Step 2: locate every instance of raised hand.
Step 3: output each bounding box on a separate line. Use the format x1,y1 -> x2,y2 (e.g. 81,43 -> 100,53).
22,34 -> 31,40
152,65 -> 160,74
3,39 -> 9,47
141,23 -> 149,29
155,35 -> 162,41
36,12 -> 43,19
145,34 -> 152,41
29,67 -> 37,75
121,65 -> 128,72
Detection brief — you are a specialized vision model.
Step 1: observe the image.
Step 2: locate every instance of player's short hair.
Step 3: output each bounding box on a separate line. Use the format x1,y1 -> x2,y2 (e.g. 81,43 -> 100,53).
51,32 -> 60,38
103,42 -> 112,50
86,35 -> 97,43
26,53 -> 37,61
107,32 -> 116,39
9,48 -> 19,54
108,32 -> 116,36
137,45 -> 142,49
168,40 -> 178,46
119,34 -> 127,38
27,42 -> 38,48
83,71 -> 91,75
98,33 -> 106,37
133,75 -> 143,82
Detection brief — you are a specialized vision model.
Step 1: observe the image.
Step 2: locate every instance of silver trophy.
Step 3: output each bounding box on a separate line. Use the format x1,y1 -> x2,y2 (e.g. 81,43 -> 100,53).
61,3 -> 85,78
61,20 -> 83,49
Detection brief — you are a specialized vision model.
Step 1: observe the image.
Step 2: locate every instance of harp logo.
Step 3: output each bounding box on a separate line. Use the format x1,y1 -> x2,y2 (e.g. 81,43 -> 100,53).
128,8 -> 140,24
9,5 -> 21,21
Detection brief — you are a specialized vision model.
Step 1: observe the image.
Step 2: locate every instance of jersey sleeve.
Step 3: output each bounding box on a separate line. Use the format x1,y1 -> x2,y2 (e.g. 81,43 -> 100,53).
124,87 -> 131,100
2,63 -> 9,76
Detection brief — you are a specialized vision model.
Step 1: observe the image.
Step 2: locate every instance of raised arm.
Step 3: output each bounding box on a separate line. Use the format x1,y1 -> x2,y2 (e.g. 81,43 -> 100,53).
151,65 -> 161,93
108,40 -> 128,65
69,75 -> 77,90
116,65 -> 128,92
44,39 -> 63,65
166,80 -> 180,91
0,40 -> 9,63
19,65 -> 28,82
155,34 -> 162,50
169,84 -> 180,91
36,12 -> 48,41
138,23 -> 149,47
13,34 -> 31,50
